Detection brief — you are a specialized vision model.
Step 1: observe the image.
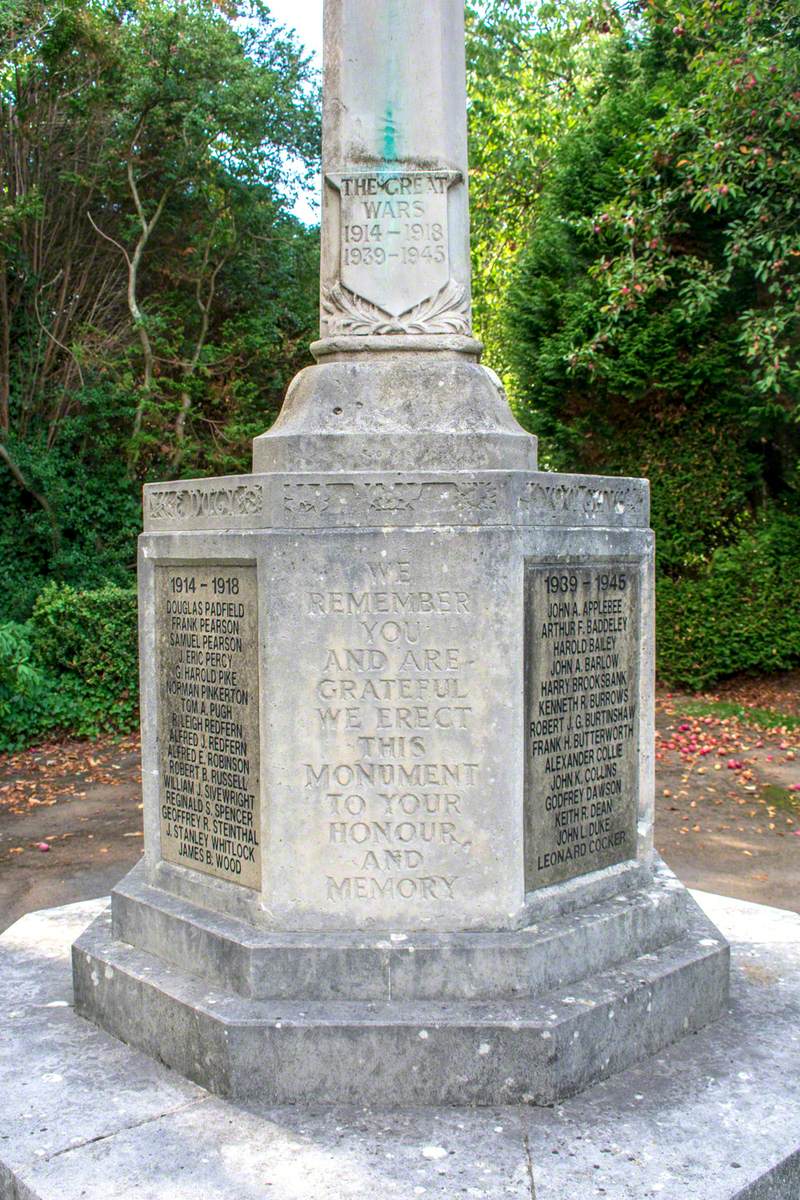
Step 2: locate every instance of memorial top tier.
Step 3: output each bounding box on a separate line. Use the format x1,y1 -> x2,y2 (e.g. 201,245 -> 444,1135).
317,0 -> 474,354
254,0 -> 535,474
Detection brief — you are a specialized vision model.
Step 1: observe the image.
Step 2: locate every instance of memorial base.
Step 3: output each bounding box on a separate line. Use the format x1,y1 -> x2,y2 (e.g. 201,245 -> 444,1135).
2,892 -> 794,1200
78,447 -> 729,1105
72,857 -> 729,1105
131,462 -> 658,934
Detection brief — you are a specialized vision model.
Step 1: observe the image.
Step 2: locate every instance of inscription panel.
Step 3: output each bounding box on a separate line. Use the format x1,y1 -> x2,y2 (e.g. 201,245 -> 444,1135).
323,170 -> 469,332
264,534 -> 521,929
524,560 -> 640,890
156,564 -> 261,890
306,556 -> 477,912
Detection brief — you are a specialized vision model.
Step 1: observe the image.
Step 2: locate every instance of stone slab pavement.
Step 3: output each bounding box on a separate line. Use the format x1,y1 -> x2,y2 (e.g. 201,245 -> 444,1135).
1,891 -> 798,1200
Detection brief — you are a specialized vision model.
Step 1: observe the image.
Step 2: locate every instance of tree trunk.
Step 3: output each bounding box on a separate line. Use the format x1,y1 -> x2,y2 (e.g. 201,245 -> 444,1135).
0,443 -> 60,554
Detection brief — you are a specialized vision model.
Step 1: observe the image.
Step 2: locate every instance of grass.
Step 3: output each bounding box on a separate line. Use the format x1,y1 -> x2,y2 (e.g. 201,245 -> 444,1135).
678,698 -> 800,732
761,783 -> 800,815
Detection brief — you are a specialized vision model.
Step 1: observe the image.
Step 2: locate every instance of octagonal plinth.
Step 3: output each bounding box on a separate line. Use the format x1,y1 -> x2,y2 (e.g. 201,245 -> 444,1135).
74,462 -> 729,1104
134,470 -> 653,934
73,857 -> 729,1106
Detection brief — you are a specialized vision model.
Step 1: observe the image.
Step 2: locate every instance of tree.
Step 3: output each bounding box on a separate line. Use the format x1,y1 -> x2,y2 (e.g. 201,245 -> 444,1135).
567,0 -> 800,455
469,0 -> 800,683
501,0 -> 799,557
466,0 -> 626,368
0,0 -> 320,618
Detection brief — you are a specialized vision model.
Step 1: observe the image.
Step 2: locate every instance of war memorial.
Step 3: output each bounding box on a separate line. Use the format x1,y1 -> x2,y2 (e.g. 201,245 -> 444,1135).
1,2 -> 799,1197
62,0 -> 732,1105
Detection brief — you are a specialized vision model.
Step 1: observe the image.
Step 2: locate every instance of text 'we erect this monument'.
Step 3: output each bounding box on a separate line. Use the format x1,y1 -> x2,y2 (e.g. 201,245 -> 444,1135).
74,0 -> 729,1106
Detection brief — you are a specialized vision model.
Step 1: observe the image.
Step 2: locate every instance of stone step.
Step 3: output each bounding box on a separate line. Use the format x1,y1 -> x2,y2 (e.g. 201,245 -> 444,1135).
111,860 -> 695,1002
73,892 -> 729,1106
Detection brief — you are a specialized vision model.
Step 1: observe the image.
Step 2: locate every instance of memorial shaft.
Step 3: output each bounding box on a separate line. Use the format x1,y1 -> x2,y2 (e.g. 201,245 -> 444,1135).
319,0 -> 472,342
252,0 -> 535,475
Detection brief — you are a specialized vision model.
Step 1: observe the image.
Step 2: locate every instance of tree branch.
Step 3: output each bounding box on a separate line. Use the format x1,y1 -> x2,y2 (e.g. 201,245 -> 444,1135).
0,443 -> 60,554
86,211 -> 131,266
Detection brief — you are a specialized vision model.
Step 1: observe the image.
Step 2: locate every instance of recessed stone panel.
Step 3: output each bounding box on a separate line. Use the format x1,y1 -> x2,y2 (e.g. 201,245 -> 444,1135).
524,560 -> 640,890
155,564 -> 261,890
263,530 -> 521,930
326,171 -> 458,319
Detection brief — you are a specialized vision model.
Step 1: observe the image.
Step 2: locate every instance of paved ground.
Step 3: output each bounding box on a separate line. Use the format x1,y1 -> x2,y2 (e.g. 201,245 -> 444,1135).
0,735 -> 143,933
0,681 -> 798,932
2,891 -> 799,1199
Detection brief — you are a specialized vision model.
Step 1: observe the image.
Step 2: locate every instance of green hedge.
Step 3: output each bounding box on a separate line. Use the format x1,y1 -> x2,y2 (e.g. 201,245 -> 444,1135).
656,513 -> 800,691
0,583 -> 138,752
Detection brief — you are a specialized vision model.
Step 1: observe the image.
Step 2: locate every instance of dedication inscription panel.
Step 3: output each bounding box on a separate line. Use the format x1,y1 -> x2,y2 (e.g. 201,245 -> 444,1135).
289,545 -> 496,922
524,560 -> 640,890
155,564 -> 261,890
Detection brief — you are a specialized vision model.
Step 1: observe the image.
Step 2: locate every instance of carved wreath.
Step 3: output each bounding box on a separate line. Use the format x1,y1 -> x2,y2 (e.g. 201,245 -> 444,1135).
321,279 -> 470,336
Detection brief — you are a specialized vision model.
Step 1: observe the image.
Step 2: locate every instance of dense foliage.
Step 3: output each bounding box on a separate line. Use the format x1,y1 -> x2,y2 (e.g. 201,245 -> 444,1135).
468,0 -> 800,687
0,583 -> 137,750
0,0 -> 319,621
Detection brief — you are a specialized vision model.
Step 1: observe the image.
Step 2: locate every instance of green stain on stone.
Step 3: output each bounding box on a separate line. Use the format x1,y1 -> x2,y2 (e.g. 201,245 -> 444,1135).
383,106 -> 397,164
382,0 -> 399,166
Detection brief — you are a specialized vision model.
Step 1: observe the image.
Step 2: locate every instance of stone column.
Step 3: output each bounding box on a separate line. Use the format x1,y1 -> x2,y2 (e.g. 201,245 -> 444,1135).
252,0 -> 535,474
318,0 -> 472,346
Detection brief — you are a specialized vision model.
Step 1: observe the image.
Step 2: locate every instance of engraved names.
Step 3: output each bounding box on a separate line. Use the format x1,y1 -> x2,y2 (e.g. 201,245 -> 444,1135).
156,564 -> 261,890
524,562 -> 640,890
304,555 -> 479,909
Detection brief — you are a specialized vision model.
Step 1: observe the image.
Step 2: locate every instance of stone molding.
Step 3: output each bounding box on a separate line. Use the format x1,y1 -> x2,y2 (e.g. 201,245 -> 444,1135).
321,279 -> 470,337
143,470 -> 649,532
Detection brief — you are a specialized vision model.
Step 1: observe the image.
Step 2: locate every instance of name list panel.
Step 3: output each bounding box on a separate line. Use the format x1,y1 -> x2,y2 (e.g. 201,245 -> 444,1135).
525,560 -> 640,890
155,564 -> 261,890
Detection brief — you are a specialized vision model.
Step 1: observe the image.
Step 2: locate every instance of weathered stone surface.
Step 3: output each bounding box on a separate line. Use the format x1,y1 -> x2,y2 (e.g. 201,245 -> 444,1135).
110,858 -> 693,1002
319,0 -> 472,340
143,469 -> 649,533
108,469 -> 680,1108
72,858 -> 730,1106
136,517 -> 655,934
263,526 -> 520,931
251,359 -> 538,474
252,0 -> 534,476
155,563 -> 261,890
4,893 -> 797,1199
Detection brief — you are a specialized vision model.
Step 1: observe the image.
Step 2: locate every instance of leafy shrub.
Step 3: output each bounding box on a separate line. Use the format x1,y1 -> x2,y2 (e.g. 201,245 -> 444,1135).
656,512 -> 800,690
0,397 -> 143,624
30,583 -> 139,733
0,622 -> 52,751
0,583 -> 139,751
